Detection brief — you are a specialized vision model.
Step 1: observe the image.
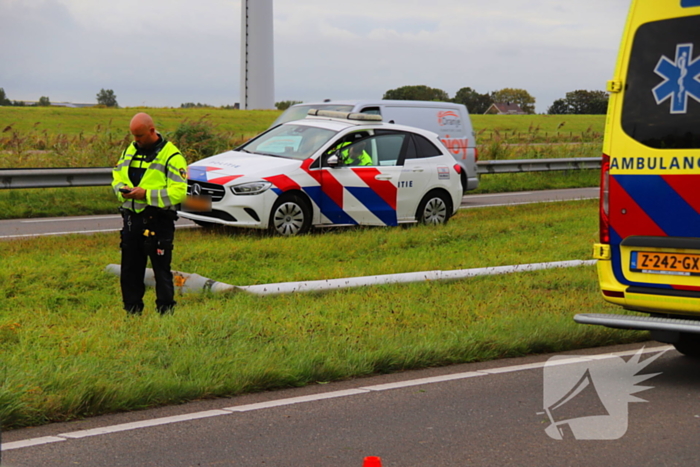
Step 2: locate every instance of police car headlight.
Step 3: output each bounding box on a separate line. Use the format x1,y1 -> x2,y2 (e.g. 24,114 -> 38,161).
230,181 -> 272,196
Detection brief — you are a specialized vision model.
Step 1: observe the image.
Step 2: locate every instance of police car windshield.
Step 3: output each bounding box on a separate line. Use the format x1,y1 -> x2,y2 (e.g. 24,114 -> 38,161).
239,124 -> 337,160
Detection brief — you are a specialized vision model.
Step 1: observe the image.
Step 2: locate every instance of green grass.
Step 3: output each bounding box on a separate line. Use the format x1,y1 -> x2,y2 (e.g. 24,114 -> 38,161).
0,108 -> 604,140
0,106 -> 279,138
0,200 -> 646,429
472,114 -> 605,141
472,170 -> 600,194
0,186 -> 116,219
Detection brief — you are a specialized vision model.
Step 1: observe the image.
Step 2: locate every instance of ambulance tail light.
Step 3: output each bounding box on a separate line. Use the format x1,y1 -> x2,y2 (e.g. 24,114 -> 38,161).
600,154 -> 610,244
602,290 -> 624,299
474,147 -> 479,162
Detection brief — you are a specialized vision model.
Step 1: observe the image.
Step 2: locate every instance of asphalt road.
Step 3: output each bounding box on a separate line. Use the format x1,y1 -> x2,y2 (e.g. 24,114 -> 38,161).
0,187 -> 598,239
3,342 -> 698,467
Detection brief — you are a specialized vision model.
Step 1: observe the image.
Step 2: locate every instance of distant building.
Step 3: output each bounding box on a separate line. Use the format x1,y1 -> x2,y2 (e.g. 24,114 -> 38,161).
11,101 -> 95,108
484,102 -> 526,115
50,102 -> 95,108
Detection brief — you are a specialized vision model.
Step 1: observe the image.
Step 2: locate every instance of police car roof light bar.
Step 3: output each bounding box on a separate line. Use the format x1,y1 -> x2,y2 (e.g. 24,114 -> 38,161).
306,109 -> 383,122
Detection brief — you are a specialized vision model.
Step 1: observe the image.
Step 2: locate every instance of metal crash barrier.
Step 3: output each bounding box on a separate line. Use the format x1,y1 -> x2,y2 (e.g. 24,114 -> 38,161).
0,157 -> 602,190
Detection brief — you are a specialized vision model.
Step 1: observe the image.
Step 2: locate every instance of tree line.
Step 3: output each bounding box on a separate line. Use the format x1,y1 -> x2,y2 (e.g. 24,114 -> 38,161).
0,88 -> 119,107
381,85 -> 536,114
546,90 -> 608,115
2,85 -> 608,115
379,85 -> 608,115
0,88 -> 51,107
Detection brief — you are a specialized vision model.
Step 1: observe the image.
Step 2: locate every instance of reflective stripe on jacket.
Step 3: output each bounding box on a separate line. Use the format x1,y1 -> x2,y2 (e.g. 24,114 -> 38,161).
112,140 -> 188,213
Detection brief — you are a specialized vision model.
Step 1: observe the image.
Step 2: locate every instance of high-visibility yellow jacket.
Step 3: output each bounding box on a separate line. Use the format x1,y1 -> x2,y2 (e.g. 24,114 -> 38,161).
112,138 -> 188,213
335,141 -> 372,166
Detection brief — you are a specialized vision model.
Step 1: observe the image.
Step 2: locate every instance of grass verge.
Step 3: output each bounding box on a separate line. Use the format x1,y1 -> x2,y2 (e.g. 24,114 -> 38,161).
0,200 -> 645,429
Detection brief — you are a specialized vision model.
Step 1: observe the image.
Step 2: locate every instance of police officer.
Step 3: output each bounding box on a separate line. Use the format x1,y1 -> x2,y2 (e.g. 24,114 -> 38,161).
337,140 -> 372,166
112,113 -> 188,315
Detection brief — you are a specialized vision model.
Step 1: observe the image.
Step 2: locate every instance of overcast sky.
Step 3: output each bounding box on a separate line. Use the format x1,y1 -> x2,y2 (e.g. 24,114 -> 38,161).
0,0 -> 630,113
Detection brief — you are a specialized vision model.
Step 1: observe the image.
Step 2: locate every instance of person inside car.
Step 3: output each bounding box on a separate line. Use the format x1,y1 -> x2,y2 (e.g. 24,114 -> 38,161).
337,140 -> 372,166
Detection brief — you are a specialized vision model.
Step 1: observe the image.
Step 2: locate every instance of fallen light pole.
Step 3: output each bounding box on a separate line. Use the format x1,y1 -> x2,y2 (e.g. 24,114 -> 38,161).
105,264 -> 237,294
106,260 -> 595,297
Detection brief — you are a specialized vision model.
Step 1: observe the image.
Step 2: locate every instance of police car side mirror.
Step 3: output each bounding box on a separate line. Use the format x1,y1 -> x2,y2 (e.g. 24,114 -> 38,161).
327,153 -> 339,168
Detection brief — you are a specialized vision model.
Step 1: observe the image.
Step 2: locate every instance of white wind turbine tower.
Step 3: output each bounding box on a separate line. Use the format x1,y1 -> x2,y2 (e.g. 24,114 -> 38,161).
240,0 -> 275,110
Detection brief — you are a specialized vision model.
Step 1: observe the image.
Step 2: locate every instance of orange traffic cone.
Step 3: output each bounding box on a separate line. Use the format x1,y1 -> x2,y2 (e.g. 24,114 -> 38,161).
363,456 -> 382,467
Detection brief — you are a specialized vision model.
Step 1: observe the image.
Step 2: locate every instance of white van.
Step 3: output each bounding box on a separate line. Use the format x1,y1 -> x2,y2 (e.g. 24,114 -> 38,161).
271,100 -> 479,192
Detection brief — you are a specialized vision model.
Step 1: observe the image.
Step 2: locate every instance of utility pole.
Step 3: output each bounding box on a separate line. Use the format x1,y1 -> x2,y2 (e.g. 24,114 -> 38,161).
240,0 -> 275,110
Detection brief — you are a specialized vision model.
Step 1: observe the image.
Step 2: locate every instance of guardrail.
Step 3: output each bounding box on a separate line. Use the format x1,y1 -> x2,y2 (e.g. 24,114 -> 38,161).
475,157 -> 601,175
0,167 -> 113,189
0,157 -> 602,189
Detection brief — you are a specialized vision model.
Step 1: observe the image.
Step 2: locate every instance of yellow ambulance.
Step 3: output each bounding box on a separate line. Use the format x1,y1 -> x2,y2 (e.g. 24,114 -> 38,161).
575,0 -> 700,356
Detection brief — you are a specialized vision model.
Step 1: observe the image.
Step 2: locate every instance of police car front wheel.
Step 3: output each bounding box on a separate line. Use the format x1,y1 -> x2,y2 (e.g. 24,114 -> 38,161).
269,193 -> 312,236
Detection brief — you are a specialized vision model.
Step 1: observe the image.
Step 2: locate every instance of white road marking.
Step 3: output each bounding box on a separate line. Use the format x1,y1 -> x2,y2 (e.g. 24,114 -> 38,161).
0,229 -> 120,239
0,224 -> 196,240
21,216 -> 121,223
1,345 -> 671,452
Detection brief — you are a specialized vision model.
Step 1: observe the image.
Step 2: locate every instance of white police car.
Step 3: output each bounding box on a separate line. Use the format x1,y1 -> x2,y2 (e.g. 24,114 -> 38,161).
179,110 -> 463,235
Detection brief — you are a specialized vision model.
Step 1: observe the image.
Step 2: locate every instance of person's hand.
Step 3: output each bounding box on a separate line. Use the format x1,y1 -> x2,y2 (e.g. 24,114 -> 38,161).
123,187 -> 146,200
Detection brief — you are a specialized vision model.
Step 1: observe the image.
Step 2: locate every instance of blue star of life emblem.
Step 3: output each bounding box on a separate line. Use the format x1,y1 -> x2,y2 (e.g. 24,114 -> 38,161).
652,43 -> 700,114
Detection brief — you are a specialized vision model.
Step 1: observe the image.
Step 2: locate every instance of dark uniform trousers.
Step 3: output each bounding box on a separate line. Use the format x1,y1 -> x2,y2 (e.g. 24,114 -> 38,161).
120,208 -> 177,314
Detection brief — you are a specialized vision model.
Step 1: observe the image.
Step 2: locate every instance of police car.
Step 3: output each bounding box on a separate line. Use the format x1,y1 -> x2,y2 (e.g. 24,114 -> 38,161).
179,110 -> 463,235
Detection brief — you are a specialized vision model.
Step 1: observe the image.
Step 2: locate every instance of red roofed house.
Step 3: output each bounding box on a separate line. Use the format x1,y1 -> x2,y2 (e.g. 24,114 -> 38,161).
484,102 -> 526,115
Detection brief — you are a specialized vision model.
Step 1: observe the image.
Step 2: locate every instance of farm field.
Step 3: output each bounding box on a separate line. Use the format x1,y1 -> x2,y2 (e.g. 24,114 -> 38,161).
0,107 -> 604,167
0,107 -> 605,138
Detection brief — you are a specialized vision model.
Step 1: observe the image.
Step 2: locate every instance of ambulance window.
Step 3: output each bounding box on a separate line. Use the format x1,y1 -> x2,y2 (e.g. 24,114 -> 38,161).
413,135 -> 443,158
621,15 -> 700,149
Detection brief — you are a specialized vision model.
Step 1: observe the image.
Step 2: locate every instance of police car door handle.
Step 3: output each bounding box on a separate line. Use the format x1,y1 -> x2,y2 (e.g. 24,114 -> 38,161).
375,175 -> 392,180
412,167 -> 424,172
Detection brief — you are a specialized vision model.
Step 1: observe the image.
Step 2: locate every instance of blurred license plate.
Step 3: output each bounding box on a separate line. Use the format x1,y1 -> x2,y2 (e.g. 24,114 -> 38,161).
183,195 -> 211,212
630,251 -> 700,276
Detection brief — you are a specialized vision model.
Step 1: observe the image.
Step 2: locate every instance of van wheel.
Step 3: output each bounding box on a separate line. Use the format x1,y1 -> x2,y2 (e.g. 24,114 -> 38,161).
416,190 -> 451,225
269,193 -> 312,236
673,333 -> 700,358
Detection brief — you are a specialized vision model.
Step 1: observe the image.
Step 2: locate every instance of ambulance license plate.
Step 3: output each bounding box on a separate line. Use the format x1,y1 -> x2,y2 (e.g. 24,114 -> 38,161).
183,195 -> 211,212
630,251 -> 700,276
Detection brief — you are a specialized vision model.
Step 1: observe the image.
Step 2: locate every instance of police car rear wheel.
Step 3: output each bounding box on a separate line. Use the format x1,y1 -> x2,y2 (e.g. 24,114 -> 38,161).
269,193 -> 312,236
416,191 -> 451,225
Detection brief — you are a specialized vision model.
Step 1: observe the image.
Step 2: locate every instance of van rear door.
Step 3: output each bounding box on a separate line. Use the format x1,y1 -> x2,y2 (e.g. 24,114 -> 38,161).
597,4 -> 700,314
377,105 -> 472,161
